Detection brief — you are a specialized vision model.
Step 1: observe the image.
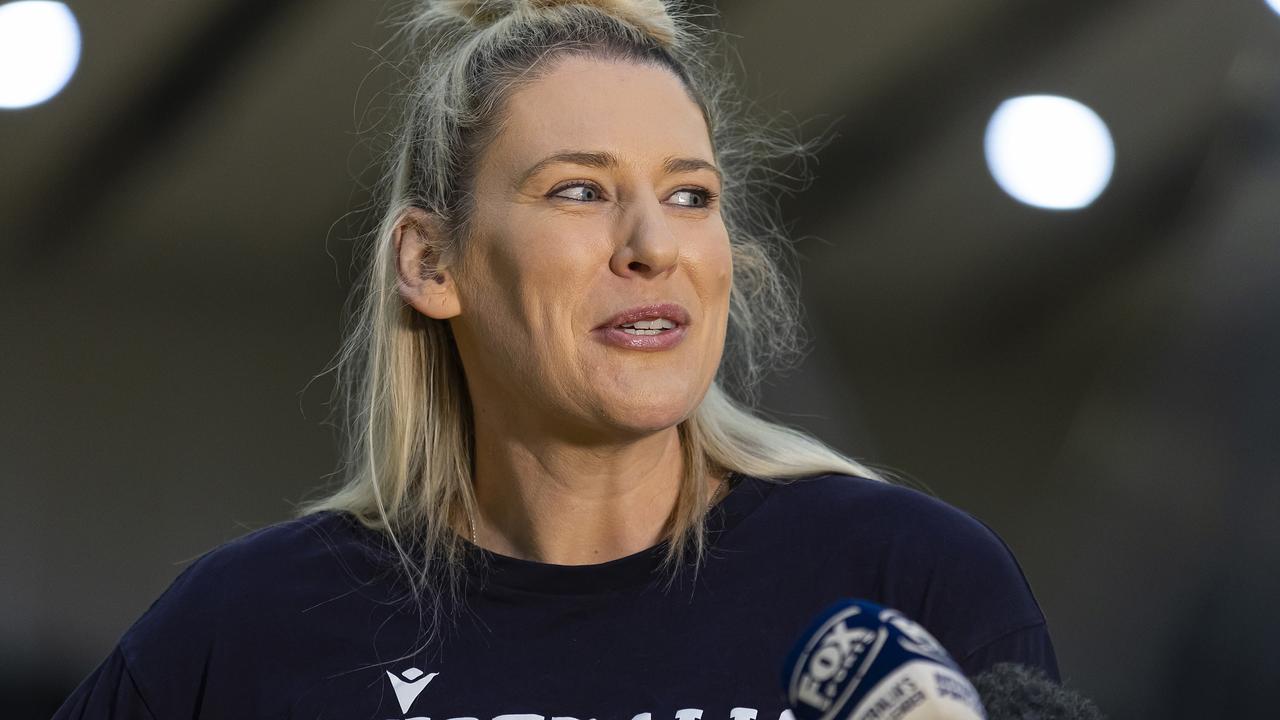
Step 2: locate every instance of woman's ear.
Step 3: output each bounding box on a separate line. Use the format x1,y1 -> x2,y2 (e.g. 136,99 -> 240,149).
394,207 -> 462,320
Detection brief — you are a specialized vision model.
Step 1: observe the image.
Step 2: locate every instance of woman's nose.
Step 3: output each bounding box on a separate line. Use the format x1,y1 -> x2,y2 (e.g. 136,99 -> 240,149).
609,193 -> 679,277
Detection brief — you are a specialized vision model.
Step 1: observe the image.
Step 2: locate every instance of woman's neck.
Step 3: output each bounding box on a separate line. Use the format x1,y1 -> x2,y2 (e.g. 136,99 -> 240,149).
468,422 -> 716,565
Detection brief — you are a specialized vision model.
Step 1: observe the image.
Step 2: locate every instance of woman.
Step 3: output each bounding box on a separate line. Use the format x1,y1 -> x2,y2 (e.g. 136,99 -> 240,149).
54,1 -> 1058,718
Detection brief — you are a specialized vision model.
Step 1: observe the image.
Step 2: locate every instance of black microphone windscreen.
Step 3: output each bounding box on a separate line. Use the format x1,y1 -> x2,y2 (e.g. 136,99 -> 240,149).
970,663 -> 1105,720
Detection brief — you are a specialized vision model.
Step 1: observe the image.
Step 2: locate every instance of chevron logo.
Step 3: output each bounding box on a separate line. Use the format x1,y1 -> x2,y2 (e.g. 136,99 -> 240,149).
386,667 -> 438,714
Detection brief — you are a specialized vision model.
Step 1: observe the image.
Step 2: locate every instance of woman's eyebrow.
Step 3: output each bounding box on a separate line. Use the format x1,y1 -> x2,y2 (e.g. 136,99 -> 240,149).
663,156 -> 722,182
516,150 -> 722,186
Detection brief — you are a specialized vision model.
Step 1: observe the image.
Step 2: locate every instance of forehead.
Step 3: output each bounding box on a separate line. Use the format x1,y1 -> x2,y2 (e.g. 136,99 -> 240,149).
487,55 -> 714,173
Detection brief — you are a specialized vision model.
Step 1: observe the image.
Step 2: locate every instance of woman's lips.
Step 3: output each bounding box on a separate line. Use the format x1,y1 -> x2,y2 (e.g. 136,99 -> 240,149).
596,302 -> 691,330
591,324 -> 688,351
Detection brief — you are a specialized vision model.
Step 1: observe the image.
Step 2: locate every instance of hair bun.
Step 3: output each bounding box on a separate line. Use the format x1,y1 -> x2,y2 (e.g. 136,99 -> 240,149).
437,0 -> 677,48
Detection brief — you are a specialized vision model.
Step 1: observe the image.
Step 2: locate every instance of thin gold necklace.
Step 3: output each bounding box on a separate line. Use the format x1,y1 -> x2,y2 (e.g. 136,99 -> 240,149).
467,474 -> 732,547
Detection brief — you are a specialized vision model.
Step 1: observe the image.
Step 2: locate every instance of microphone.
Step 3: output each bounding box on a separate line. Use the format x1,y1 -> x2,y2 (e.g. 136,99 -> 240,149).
970,663 -> 1104,720
781,599 -> 988,720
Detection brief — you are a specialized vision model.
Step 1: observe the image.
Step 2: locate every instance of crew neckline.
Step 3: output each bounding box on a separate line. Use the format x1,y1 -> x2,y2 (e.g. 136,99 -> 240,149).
461,472 -> 775,596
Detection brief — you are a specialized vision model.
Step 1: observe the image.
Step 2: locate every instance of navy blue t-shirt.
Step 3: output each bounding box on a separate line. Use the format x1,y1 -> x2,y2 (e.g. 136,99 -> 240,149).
53,473 -> 1058,719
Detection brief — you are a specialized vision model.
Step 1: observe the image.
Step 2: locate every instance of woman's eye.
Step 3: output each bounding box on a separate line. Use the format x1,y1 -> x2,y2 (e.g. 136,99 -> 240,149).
670,188 -> 714,208
552,183 -> 601,202
550,183 -> 716,208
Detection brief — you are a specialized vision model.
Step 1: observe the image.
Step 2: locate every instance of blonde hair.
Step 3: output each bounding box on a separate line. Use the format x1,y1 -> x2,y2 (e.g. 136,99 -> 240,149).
301,0 -> 883,643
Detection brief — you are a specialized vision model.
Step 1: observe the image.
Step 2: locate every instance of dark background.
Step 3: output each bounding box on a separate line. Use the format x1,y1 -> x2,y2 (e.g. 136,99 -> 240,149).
3,1 -> 1279,717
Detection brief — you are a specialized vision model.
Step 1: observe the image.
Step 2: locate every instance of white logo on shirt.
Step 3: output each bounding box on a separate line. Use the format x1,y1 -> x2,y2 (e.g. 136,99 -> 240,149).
386,667 -> 438,713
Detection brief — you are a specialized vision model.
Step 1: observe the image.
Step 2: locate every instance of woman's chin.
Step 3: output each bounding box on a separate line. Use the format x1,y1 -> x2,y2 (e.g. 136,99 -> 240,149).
594,391 -> 700,435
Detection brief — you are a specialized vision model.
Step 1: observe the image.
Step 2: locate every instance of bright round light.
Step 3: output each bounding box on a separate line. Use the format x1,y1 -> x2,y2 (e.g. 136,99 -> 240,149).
0,1 -> 81,109
984,95 -> 1115,211
1267,0 -> 1280,18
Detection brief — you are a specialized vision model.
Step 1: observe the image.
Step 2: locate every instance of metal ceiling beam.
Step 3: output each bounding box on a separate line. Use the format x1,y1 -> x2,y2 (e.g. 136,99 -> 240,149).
779,0 -> 1140,230
16,0 -> 309,263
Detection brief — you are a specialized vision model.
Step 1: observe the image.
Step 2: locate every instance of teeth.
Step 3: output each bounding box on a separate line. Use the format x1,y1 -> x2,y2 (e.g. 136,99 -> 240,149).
622,327 -> 663,335
619,318 -> 677,330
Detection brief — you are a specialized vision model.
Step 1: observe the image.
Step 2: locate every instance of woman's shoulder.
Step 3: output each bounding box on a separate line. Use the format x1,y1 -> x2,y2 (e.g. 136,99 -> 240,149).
118,510 -> 386,658
155,510 -> 373,593
62,512 -> 397,718
736,472 -> 1058,678
748,472 -> 1004,547
750,471 -> 1031,584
